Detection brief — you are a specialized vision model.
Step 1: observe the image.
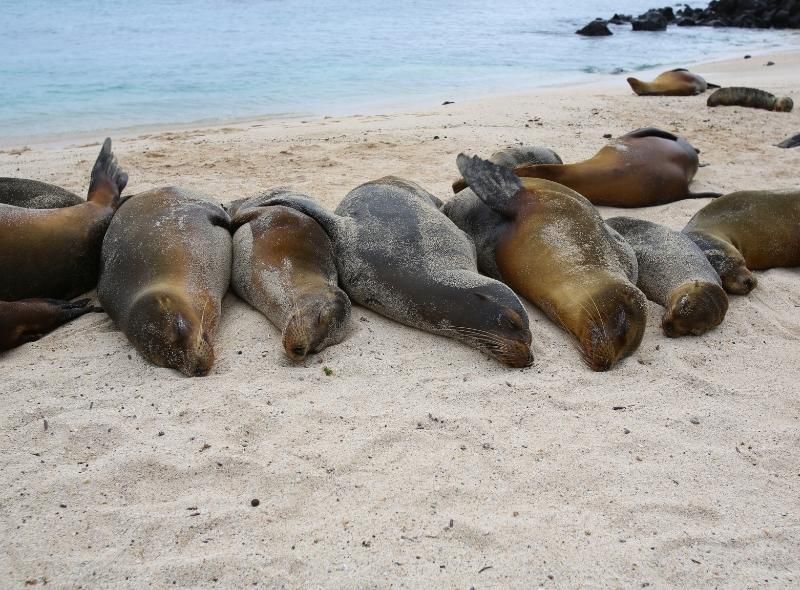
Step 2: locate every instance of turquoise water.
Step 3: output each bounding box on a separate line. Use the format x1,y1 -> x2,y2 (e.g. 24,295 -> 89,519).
1,0 -> 798,138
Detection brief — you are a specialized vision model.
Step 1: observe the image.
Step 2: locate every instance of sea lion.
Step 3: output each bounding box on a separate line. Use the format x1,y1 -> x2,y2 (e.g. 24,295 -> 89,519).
606,217 -> 728,337
98,188 -> 232,377
682,190 -> 800,295
776,133 -> 800,148
0,139 -> 127,300
454,154 -> 647,371
627,68 -> 718,96
231,190 -> 351,362
707,87 -> 793,112
261,178 -> 534,367
511,127 -> 720,207
0,298 -> 100,351
0,178 -> 84,209
451,145 -> 563,193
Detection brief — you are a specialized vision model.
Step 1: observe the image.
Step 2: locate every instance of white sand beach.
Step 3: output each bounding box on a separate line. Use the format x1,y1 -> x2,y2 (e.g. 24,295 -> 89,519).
1,50 -> 799,588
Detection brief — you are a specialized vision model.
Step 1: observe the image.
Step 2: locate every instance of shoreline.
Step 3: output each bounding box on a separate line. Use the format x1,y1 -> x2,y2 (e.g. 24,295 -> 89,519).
2,44 -> 798,151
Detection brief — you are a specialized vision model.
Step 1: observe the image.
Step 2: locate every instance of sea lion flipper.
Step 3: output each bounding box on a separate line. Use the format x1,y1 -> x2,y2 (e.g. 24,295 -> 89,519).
230,208 -> 264,232
87,138 -> 128,204
260,194 -> 340,238
622,127 -> 679,142
456,154 -> 522,217
706,82 -> 721,89
687,191 -> 723,199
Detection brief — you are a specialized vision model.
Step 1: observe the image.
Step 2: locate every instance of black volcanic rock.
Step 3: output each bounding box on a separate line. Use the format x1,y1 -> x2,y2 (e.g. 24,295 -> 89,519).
576,19 -> 613,36
614,0 -> 800,29
632,10 -> 668,30
608,13 -> 633,24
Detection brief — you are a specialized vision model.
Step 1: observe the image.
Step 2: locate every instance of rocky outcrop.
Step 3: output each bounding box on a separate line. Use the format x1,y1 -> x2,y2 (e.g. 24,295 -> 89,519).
576,19 -> 613,36
602,1 -> 800,30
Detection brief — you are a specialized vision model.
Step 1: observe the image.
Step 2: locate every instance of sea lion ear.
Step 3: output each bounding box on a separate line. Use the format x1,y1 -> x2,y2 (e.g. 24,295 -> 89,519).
456,153 -> 521,217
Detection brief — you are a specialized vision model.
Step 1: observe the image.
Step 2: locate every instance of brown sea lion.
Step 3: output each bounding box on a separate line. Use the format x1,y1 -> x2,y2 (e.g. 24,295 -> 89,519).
627,68 -> 718,96
707,87 -> 793,112
0,178 -> 84,209
511,127 -> 720,207
231,190 -> 351,362
451,145 -> 563,193
260,178 -> 534,368
0,298 -> 100,351
98,188 -> 232,377
606,217 -> 728,337
0,139 -> 127,300
682,190 -> 800,295
455,154 -> 647,371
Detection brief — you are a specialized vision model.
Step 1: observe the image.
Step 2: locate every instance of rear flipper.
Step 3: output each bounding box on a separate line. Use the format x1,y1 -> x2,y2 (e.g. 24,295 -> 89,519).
0,298 -> 100,351
87,138 -> 129,205
455,154 -> 523,217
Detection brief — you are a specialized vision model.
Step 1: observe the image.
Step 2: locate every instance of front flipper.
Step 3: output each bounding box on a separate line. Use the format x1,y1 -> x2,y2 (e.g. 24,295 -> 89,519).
456,154 -> 522,218
0,298 -> 100,351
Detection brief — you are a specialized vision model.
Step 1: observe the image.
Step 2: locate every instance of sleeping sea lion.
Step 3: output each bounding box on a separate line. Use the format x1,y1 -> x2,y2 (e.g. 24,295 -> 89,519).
0,139 -> 127,300
682,190 -> 800,295
451,145 -> 563,193
606,217 -> 728,337
262,178 -> 534,368
453,154 -> 647,371
98,188 -> 232,377
627,68 -> 718,96
231,190 -> 351,362
0,178 -> 84,209
511,127 -> 720,207
707,87 -> 793,112
0,298 -> 100,351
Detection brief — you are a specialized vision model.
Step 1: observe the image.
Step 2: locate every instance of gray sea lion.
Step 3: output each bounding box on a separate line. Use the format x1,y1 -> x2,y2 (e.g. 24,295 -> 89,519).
776,133 -> 800,148
511,127 -> 720,207
262,177 -> 534,367
0,178 -> 84,209
452,145 -> 563,193
231,190 -> 351,362
627,68 -> 718,96
98,188 -> 232,377
0,298 -> 100,351
606,217 -> 728,337
683,190 -> 800,295
0,139 -> 127,301
707,87 -> 793,112
453,154 -> 647,371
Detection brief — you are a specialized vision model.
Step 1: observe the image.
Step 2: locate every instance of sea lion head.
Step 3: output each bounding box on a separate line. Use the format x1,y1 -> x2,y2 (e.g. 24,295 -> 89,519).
282,288 -> 351,362
686,232 -> 757,295
445,282 -> 533,368
573,279 -> 647,372
127,289 -> 216,377
662,281 -> 729,337
774,96 -> 794,112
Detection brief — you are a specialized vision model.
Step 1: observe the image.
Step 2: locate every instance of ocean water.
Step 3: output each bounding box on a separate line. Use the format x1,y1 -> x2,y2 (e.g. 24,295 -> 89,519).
1,0 -> 798,139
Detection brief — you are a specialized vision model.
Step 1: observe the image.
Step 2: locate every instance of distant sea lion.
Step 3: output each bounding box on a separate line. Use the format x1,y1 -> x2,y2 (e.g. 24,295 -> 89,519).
98,188 -> 232,377
776,133 -> 800,148
262,177 -> 534,367
454,154 -> 647,371
606,217 -> 728,337
0,298 -> 100,351
0,139 -> 127,300
452,145 -> 563,193
627,68 -> 718,96
231,190 -> 351,362
511,127 -> 720,207
682,190 -> 800,295
707,87 -> 793,112
0,178 -> 84,209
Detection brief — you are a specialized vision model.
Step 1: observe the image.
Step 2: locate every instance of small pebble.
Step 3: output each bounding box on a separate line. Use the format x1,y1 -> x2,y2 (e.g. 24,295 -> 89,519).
623,428 -> 631,434
250,498 -> 260,507
766,61 -> 775,66
603,133 -> 612,139
690,417 -> 700,425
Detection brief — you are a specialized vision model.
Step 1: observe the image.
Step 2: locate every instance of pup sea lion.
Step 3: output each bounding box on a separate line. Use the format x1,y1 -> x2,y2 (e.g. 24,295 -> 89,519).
452,145 -> 563,193
511,127 -> 719,207
0,298 -> 100,351
454,154 -> 647,371
262,178 -> 533,367
98,188 -> 232,377
0,139 -> 127,300
627,68 -> 718,96
231,190 -> 351,362
606,217 -> 728,337
682,190 -> 800,295
0,178 -> 84,209
707,87 -> 793,112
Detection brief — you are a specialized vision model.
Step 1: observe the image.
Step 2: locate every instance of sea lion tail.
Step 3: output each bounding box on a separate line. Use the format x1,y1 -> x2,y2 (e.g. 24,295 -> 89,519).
88,138 -> 128,204
456,153 -> 522,216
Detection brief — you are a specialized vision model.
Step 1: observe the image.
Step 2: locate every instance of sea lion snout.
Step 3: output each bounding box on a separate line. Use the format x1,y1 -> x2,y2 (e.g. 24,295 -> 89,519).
662,281 -> 728,337
722,269 -> 758,295
282,290 -> 351,362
